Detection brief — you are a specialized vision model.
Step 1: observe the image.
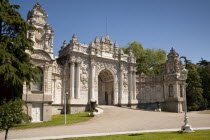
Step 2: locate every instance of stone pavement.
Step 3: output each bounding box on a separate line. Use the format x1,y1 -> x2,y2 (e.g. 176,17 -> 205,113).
0,106 -> 210,140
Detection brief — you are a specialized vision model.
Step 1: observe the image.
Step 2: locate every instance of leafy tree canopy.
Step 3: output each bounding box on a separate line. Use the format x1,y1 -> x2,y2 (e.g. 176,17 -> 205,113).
0,99 -> 31,140
197,58 -> 210,107
0,0 -> 39,99
185,62 -> 206,110
122,41 -> 166,75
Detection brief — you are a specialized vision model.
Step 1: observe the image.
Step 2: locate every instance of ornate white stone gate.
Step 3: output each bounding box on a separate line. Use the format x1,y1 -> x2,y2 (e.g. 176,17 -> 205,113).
23,3 -> 186,122
58,34 -> 137,113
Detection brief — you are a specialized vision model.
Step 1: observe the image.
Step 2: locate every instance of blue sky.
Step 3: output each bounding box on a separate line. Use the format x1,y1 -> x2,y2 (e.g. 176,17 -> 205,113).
11,0 -> 210,63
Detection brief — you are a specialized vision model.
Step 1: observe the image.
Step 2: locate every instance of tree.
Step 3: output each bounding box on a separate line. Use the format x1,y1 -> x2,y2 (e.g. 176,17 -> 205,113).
185,62 -> 205,110
180,56 -> 191,65
122,41 -> 166,75
0,0 -> 39,101
197,58 -> 210,108
0,99 -> 31,140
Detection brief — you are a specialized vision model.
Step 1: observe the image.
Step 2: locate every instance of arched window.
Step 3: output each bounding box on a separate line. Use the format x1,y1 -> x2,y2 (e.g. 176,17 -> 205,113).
180,85 -> 183,97
169,84 -> 173,97
32,67 -> 43,91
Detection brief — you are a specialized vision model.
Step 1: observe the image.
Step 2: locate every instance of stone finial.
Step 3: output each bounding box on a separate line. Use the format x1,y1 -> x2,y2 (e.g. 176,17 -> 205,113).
72,34 -> 77,39
101,36 -> 105,43
119,48 -> 124,55
94,36 -> 100,43
61,40 -> 67,49
165,48 -> 182,74
27,2 -> 48,21
34,2 -> 42,9
128,49 -> 133,55
105,35 -> 110,40
114,42 -> 118,48
100,35 -> 113,46
70,34 -> 78,45
105,35 -> 113,45
63,40 -> 67,46
168,48 -> 179,59
89,42 -> 95,48
141,72 -> 146,77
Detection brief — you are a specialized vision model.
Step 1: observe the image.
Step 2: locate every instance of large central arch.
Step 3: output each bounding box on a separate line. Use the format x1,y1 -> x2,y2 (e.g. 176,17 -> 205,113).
98,69 -> 114,105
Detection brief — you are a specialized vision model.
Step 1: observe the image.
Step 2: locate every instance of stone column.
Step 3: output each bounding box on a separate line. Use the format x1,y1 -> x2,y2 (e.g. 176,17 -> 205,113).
70,62 -> 75,99
174,81 -> 179,98
118,67 -> 123,105
90,61 -> 95,100
128,66 -> 133,105
133,70 -> 136,100
75,62 -> 81,99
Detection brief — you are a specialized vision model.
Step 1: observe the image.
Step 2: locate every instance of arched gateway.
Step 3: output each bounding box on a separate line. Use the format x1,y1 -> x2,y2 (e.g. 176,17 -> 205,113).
23,3 -> 186,122
98,69 -> 115,105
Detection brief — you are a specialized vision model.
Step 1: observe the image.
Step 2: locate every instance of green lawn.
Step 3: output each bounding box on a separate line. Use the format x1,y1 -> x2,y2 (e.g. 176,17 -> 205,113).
12,112 -> 93,129
57,130 -> 210,140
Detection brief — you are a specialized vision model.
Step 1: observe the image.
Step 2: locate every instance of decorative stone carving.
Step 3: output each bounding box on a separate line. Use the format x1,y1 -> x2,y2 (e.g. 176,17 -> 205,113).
35,29 -> 43,41
28,31 -> 35,39
69,56 -> 77,64
61,40 -> 67,49
94,77 -> 98,88
31,51 -> 52,61
27,2 -> 48,24
123,72 -> 128,88
94,36 -> 100,45
56,82 -> 61,89
80,68 -> 88,89
165,48 -> 183,74
27,2 -> 54,54
70,34 -> 78,45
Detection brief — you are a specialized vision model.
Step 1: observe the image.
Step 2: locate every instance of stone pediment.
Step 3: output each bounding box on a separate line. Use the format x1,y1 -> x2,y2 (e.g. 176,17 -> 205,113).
31,50 -> 53,61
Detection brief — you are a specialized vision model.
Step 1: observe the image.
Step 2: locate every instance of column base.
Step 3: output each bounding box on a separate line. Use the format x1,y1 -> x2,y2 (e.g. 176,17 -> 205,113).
181,124 -> 194,133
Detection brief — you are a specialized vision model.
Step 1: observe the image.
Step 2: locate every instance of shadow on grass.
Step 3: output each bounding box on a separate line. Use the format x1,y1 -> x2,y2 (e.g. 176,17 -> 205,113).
128,133 -> 144,136
79,116 -> 92,117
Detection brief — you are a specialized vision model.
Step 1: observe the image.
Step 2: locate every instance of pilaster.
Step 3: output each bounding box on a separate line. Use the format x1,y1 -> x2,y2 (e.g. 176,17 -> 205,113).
90,60 -> 96,100
118,66 -> 123,105
133,70 -> 136,100
75,62 -> 81,99
69,61 -> 75,99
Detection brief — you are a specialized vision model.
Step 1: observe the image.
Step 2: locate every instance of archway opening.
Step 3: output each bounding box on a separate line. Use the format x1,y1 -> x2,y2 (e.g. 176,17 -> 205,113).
98,69 -> 114,105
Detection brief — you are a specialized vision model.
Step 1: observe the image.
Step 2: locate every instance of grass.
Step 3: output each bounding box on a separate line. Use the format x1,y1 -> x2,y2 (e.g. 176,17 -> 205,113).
12,112 -> 93,129
55,130 -> 210,140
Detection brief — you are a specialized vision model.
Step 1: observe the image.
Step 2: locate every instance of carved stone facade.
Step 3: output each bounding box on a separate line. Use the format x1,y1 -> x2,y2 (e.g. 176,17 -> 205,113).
23,3 -> 185,122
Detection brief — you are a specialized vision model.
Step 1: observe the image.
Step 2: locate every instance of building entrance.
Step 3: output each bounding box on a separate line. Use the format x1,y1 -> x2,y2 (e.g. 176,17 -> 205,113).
98,69 -> 114,105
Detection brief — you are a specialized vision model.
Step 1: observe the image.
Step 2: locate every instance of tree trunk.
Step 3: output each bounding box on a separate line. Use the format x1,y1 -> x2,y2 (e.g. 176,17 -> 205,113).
5,129 -> 9,140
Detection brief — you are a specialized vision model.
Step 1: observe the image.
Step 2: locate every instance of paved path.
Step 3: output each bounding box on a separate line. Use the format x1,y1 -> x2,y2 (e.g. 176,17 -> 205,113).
1,106 -> 210,140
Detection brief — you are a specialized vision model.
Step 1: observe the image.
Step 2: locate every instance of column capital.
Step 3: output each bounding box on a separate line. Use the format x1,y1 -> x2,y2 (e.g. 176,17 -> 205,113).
91,61 -> 96,66
76,61 -> 82,65
69,60 -> 76,65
